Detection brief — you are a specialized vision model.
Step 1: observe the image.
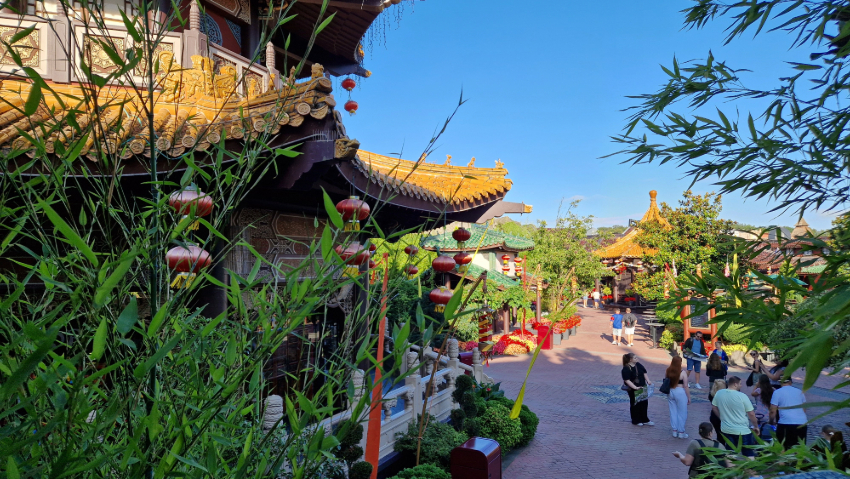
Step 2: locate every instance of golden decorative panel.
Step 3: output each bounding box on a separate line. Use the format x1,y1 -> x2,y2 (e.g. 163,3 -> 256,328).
134,41 -> 173,76
83,35 -> 125,75
0,26 -> 40,68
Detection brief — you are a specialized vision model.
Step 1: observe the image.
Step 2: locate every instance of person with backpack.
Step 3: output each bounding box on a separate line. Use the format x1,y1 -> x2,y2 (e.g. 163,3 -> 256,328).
673,422 -> 727,477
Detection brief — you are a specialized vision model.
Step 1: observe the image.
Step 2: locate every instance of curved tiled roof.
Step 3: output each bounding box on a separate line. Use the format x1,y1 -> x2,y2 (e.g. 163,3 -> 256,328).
421,224 -> 535,252
457,263 -> 520,290
594,190 -> 672,259
353,150 -> 515,207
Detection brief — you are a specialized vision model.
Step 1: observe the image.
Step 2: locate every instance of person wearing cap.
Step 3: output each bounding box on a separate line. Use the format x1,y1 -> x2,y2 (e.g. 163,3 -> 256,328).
770,376 -> 808,449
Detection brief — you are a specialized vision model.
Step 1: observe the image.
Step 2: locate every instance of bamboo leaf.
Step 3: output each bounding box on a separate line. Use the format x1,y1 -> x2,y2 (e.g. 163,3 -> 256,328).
94,250 -> 136,308
134,333 -> 182,379
90,317 -> 107,361
510,328 -> 549,420
321,188 -> 343,229
316,12 -> 336,35
117,297 -> 138,335
6,457 -> 20,479
24,82 -> 40,116
37,199 -> 98,266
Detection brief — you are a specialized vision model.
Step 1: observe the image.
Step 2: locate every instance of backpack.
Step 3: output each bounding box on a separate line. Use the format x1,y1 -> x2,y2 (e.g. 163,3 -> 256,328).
688,439 -> 721,478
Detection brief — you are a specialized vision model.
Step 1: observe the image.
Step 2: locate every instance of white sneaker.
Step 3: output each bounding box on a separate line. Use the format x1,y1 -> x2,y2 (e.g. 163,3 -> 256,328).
680,433 -> 689,439
694,384 -> 702,390
628,343 -> 633,347
612,341 -> 618,345
645,421 -> 654,426
672,431 -> 679,438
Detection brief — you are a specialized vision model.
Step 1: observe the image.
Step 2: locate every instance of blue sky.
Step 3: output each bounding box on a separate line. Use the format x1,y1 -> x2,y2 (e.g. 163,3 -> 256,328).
339,0 -> 838,230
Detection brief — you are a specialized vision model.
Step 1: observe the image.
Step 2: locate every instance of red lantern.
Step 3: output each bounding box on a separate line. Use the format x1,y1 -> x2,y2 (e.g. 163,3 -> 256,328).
501,254 -> 511,274
166,244 -> 211,288
344,100 -> 358,115
452,227 -> 471,249
335,196 -> 370,231
429,286 -> 453,313
341,78 -> 356,91
404,245 -> 419,257
335,242 -> 370,277
432,255 -> 456,273
168,184 -> 213,230
405,264 -> 418,279
514,257 -> 523,275
369,243 -> 377,254
453,252 -> 471,274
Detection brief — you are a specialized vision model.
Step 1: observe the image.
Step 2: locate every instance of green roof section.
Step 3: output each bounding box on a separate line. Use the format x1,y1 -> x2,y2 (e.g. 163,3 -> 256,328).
459,263 -> 521,290
421,224 -> 534,252
801,264 -> 827,274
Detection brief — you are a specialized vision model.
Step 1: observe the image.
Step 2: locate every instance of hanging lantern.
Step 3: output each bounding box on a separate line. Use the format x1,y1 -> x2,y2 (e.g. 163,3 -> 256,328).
168,184 -> 213,231
404,244 -> 419,257
405,264 -> 418,279
453,252 -> 472,274
452,227 -> 471,249
335,196 -> 370,231
602,259 -> 610,265
724,262 -> 730,277
514,257 -> 523,275
635,259 -> 643,266
429,286 -> 453,313
432,255 -> 456,273
369,243 -> 377,254
334,242 -> 370,277
344,100 -> 359,115
166,244 -> 211,288
501,254 -> 511,274
341,78 -> 356,91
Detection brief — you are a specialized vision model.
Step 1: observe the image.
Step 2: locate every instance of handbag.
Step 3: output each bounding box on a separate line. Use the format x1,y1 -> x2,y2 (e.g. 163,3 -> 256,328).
621,384 -> 630,391
746,372 -> 754,387
659,377 -> 671,395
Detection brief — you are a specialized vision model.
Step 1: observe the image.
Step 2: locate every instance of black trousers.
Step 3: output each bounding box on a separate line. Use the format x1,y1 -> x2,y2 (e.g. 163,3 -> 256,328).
710,410 -> 725,446
777,424 -> 808,449
627,389 -> 650,424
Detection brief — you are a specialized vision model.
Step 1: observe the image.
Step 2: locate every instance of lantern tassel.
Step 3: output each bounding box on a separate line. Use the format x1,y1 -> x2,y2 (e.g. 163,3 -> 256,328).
435,305 -> 445,313
170,272 -> 196,289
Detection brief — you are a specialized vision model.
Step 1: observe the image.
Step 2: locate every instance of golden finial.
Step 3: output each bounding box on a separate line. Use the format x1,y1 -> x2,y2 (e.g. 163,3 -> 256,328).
364,70 -> 372,78
649,190 -> 658,202
468,157 -> 475,167
445,155 -> 452,165
495,159 -> 504,169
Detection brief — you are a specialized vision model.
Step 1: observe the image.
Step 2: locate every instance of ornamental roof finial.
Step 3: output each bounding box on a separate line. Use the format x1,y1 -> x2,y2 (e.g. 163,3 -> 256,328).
468,157 -> 475,167
495,159 -> 504,169
445,155 -> 451,165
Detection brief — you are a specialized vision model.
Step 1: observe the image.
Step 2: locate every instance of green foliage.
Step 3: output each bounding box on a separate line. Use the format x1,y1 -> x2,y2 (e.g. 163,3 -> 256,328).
517,406 -> 539,447
596,225 -> 628,235
665,322 -> 684,342
394,416 -> 468,470
453,316 -> 480,342
349,461 -> 373,479
388,464 -> 451,479
659,330 -> 676,350
655,306 -> 682,324
720,323 -> 751,344
631,191 -> 735,301
385,276 -> 424,327
467,403 -> 523,452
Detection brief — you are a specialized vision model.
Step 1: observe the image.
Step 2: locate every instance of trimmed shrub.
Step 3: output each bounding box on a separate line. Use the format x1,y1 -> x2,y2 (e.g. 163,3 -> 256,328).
394,415 -> 468,470
665,322 -> 684,342
517,406 -> 539,447
721,323 -> 751,344
474,403 -> 522,451
389,464 -> 451,479
450,408 -> 466,431
454,316 -> 480,342
349,461 -> 373,479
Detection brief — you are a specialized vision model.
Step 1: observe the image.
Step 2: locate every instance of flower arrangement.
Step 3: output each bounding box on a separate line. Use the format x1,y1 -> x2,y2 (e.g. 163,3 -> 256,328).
460,341 -> 478,352
491,330 -> 537,356
529,317 -> 550,330
552,315 -> 582,334
623,296 -> 637,302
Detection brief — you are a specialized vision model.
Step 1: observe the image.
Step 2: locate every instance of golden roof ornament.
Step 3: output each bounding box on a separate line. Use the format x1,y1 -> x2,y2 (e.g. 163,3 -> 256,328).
468,157 -> 475,167
495,159 -> 504,169
445,154 -> 451,166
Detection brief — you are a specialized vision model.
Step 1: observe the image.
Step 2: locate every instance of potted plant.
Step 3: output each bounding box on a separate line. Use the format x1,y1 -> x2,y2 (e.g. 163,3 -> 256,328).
602,286 -> 612,304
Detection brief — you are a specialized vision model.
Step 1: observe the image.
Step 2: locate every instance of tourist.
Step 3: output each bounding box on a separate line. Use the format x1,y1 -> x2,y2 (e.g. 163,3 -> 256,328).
706,353 -> 725,387
708,379 -> 727,446
750,374 -> 773,431
770,377 -> 808,449
611,308 -> 624,345
711,340 -> 728,376
813,425 -> 848,469
759,359 -> 790,388
666,356 -> 691,438
581,289 -> 589,308
747,350 -> 763,394
621,352 -> 653,426
623,307 -> 638,347
592,288 -> 601,309
683,331 -> 707,389
673,422 -> 726,477
711,376 -> 759,458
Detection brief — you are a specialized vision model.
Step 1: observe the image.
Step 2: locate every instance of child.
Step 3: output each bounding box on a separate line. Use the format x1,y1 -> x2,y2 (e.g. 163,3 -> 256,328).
611,308 -> 624,345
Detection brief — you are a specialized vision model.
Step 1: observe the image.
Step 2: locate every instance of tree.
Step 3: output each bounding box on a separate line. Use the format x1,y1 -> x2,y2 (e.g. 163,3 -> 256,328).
595,225 -> 628,235
525,200 -> 609,312
612,1 -> 850,475
631,190 -> 735,301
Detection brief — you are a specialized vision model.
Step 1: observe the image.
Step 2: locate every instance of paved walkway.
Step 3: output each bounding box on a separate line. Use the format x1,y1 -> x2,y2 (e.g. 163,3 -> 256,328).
488,306 -> 850,479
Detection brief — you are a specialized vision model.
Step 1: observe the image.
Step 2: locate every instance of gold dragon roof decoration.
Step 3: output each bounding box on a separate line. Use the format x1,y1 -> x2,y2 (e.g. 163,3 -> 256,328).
0,54 -> 351,161
595,190 -> 672,259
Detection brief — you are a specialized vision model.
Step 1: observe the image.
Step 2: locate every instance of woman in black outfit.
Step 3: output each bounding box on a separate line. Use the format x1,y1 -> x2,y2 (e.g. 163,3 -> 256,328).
622,352 -> 654,426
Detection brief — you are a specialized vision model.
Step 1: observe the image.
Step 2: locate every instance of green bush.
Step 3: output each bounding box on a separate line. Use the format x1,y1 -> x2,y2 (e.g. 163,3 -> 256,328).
656,307 -> 682,324
665,322 -> 684,342
349,461 -> 373,479
388,464 -> 451,479
471,403 -> 523,452
394,415 -> 468,470
720,323 -> 751,344
454,316 -> 480,342
659,330 -> 676,350
517,406 -> 539,447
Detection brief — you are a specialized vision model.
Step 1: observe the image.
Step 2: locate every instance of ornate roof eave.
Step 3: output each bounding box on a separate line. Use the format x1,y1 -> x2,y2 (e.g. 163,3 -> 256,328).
593,190 -> 668,260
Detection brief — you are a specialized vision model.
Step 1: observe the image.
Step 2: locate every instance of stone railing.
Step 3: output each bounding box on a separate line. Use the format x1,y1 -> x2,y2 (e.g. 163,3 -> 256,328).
263,338 -> 493,465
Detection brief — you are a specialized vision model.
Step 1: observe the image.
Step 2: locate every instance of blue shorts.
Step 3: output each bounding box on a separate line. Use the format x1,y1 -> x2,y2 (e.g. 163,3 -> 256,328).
723,432 -> 757,457
686,357 -> 701,373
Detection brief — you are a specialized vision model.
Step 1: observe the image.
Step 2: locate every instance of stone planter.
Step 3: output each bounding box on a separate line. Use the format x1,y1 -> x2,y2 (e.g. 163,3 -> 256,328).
553,333 -> 562,345
569,326 -> 577,336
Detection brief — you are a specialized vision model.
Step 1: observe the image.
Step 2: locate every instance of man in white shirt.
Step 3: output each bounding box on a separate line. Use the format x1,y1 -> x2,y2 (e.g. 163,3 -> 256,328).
592,289 -> 601,309
770,377 -> 808,449
712,376 -> 759,457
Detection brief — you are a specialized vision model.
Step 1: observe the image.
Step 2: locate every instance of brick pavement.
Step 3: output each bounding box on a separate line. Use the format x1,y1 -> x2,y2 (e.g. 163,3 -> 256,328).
487,305 -> 850,479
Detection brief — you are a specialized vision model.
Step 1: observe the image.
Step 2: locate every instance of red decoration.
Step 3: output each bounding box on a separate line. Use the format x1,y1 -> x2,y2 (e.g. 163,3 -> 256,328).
452,227 -> 471,249
453,252 -> 472,274
369,243 -> 377,253
168,184 -> 213,217
335,196 -> 370,231
429,286 -> 453,313
341,78 -> 356,91
166,245 -> 211,273
405,264 -> 419,279
344,100 -> 359,115
404,245 -> 419,256
432,255 -> 456,273
501,254 -> 511,274
514,257 -> 524,275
